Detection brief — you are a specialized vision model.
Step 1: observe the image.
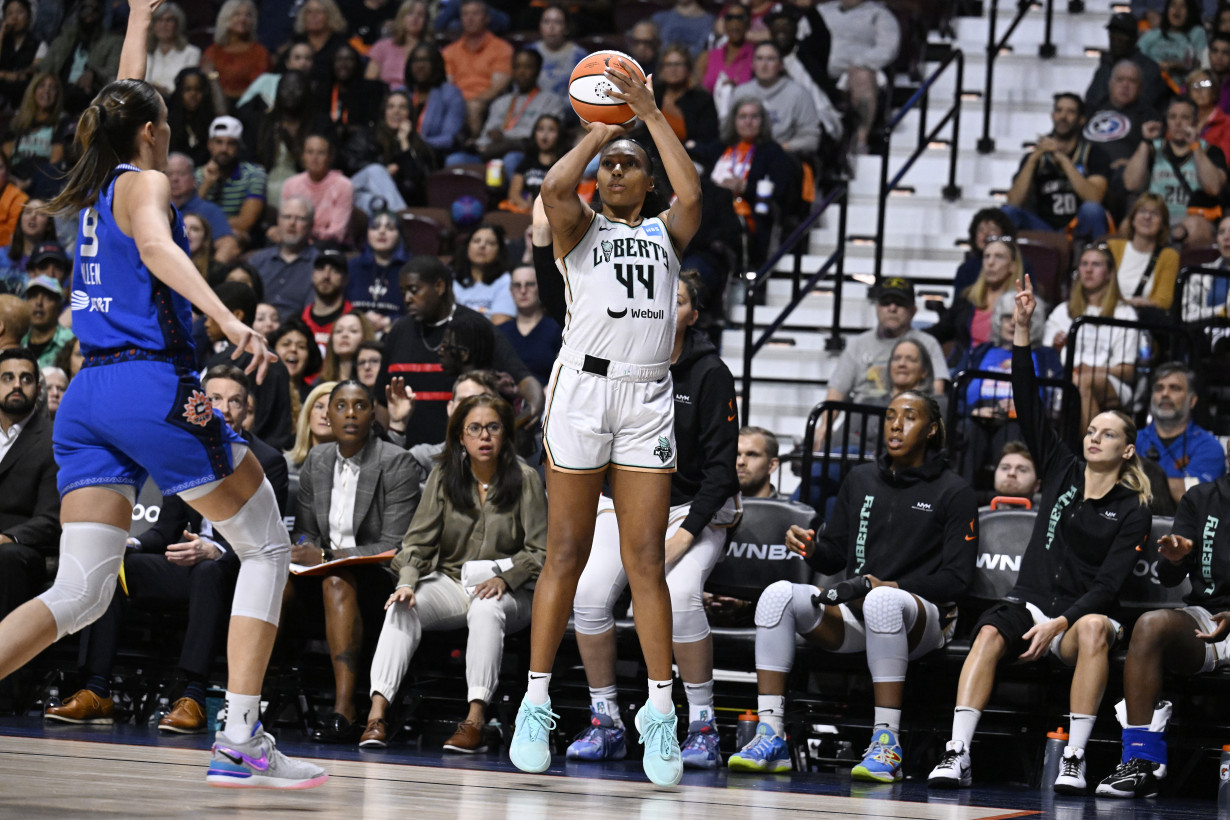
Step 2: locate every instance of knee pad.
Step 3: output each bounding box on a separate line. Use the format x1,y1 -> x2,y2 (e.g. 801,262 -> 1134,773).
754,581 -> 823,634
212,479 -> 290,626
671,608 -> 710,643
37,522 -> 128,640
863,586 -> 916,635
572,605 -> 615,635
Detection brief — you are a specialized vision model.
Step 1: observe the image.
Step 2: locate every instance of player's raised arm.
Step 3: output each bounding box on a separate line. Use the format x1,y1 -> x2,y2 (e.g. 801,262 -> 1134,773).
119,0 -> 164,82
540,123 -> 620,256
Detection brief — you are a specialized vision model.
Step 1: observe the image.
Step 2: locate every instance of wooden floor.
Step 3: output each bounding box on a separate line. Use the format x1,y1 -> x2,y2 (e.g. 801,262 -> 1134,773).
0,736 -> 1035,820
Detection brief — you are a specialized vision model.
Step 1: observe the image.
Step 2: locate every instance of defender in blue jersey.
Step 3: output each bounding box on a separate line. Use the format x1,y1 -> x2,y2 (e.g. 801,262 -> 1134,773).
0,1 -> 326,790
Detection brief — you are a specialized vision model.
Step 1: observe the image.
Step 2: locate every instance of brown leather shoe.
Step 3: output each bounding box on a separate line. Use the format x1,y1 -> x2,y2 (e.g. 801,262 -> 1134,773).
45,689 -> 115,724
443,720 -> 488,754
158,697 -> 206,734
359,718 -> 388,749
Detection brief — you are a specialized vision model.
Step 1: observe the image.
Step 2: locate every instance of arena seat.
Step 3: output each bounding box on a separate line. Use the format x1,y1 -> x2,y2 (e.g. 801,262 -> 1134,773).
1117,516 -> 1189,627
425,169 -> 489,212
399,210 -> 452,256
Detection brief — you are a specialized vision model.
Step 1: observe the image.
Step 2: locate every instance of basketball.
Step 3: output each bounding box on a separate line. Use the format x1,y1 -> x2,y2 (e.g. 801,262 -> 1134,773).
568,50 -> 647,125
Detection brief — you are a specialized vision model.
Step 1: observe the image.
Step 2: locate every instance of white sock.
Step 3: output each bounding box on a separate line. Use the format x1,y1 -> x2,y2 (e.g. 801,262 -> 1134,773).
1068,713 -> 1096,751
648,678 -> 674,715
873,706 -> 901,735
952,706 -> 981,749
526,671 -> 552,706
684,679 -> 714,724
222,692 -> 261,745
589,684 -> 623,727
758,694 -> 785,737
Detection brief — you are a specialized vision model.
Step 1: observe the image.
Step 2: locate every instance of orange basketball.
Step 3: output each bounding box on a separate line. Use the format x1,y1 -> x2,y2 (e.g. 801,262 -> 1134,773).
568,50 -> 647,125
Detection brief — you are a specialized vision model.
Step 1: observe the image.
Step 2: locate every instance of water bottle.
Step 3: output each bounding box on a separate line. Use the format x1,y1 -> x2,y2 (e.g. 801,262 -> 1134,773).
1041,727 -> 1069,787
1218,745 -> 1230,810
735,710 -> 759,750
753,178 -> 774,216
148,696 -> 171,727
45,687 -> 61,710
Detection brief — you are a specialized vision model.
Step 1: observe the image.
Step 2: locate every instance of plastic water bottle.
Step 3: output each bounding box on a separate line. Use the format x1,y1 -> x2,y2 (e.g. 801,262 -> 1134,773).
1218,745 -> 1230,810
148,696 -> 171,726
1041,727 -> 1069,787
45,687 -> 61,710
735,710 -> 759,750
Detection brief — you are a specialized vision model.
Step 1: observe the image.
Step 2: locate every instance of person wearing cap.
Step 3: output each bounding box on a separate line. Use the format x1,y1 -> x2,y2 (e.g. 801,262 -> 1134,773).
196,115 -> 267,248
303,249 -> 353,355
248,196 -> 320,322
25,242 -> 71,289
20,276 -> 74,368
814,277 -> 948,450
1085,12 -> 1167,112
167,153 -> 239,264
279,134 -> 354,246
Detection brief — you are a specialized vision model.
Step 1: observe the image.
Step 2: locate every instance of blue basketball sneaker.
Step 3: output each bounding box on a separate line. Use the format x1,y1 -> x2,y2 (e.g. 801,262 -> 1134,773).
727,723 -> 792,773
680,718 -> 721,769
509,696 -> 558,773
566,708 -> 627,761
634,702 -> 683,787
851,727 -> 904,782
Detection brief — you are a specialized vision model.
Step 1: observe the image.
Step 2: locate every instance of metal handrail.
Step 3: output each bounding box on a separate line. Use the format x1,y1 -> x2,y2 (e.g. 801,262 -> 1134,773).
872,48 -> 964,280
979,0 -> 1057,154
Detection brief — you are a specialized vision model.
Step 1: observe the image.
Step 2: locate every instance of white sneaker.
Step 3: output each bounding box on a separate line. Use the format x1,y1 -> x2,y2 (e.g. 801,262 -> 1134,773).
927,740 -> 972,788
1054,746 -> 1087,794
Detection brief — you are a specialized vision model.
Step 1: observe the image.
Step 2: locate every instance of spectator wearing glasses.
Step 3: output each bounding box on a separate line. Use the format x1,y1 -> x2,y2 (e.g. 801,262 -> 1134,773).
1104,193 -> 1178,311
696,5 -> 755,103
626,19 -> 662,78
1135,362 -> 1226,505
498,265 -> 561,387
1188,68 -> 1230,161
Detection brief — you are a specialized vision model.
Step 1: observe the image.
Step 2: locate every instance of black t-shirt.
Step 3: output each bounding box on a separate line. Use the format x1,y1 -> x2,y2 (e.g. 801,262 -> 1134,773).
341,0 -> 397,46
1083,103 -> 1162,167
518,154 -> 553,202
1016,139 -> 1112,230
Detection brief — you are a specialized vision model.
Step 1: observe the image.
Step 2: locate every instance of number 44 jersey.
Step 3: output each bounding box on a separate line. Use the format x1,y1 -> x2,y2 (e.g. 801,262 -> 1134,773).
557,212 -> 681,366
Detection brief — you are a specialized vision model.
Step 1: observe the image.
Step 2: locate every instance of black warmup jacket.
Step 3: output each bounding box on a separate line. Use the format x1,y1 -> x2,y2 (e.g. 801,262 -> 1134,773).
1164,475 -> 1230,612
806,450 -> 979,604
669,328 -> 739,536
1007,344 -> 1152,623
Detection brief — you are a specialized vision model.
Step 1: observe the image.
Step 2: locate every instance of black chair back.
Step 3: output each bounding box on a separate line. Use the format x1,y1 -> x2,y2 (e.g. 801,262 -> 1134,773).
706,498 -> 816,602
969,507 -> 1036,602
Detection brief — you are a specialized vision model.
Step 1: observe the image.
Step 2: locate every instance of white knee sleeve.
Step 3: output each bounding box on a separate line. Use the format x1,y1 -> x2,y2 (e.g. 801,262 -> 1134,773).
572,604 -> 617,635
211,478 -> 290,626
672,609 -> 710,644
754,582 -> 824,673
37,522 -> 129,640
862,586 -> 916,684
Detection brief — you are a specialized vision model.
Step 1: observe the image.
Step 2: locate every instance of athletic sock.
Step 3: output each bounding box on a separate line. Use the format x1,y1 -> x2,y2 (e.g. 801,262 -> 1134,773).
86,675 -> 110,699
589,684 -> 623,728
183,680 -> 207,708
873,706 -> 902,735
1068,713 -> 1096,751
758,694 -> 786,737
221,691 -> 261,745
684,679 -> 714,724
526,671 -> 552,706
648,678 -> 674,715
952,706 -> 981,749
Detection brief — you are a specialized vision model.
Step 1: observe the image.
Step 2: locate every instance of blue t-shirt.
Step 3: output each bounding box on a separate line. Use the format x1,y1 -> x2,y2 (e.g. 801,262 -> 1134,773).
1137,422 -> 1227,483
498,315 -> 562,386
454,273 -> 516,318
965,345 -> 1064,408
178,193 -> 235,240
73,164 -> 195,357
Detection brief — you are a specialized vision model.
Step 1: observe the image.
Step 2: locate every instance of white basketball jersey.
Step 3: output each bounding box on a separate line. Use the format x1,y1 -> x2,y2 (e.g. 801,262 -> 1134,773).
557,212 -> 680,366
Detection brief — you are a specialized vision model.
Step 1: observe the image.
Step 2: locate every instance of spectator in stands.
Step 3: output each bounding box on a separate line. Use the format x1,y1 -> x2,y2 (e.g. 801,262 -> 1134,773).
323,42 -> 387,134
626,19 -> 663,78
0,198 -> 54,295
40,0 -> 122,113
20,276 -> 72,368
145,3 -> 199,97
302,248 -> 353,353
1206,32 -> 1230,114
186,212 -> 220,282
507,114 -> 565,213
4,73 -> 68,199
816,0 -> 899,155
167,69 -> 225,170
1084,60 -> 1164,179
767,5 -> 843,151
254,303 -> 280,337
1135,362 -> 1226,504
928,276 -> 1153,794
41,366 -> 66,420
453,225 -> 516,324
736,426 -> 780,498
378,256 -> 542,448
250,197 -> 320,322
992,441 -> 1041,501
1138,0 -> 1207,82
202,0 -> 270,106
929,236 -> 1024,368
965,289 -> 1063,418
24,243 -> 70,296
237,40 -> 315,112
320,312 -> 375,383
730,41 -> 821,159
280,135 -> 354,245
348,209 -> 406,334
498,265 -> 561,387
0,153 -> 28,250
1003,93 -> 1112,244
1182,211 -> 1230,320
167,154 -> 239,265
197,116 -> 267,249
288,380 -> 422,744
953,208 -> 1016,297
384,370 -> 500,471
654,0 -> 715,58
273,319 -> 324,407
696,4 -> 754,105
366,0 -> 430,89
217,261 -> 266,305
0,348 -> 59,623
0,0 -> 38,104
531,3 -> 587,99
1086,12 -> 1167,112
443,0 -> 514,136
1188,67 -> 1230,161
632,47 -> 720,173
358,393 -> 543,751
52,335 -> 82,380
348,0 -> 398,50
48,364 -> 287,732
405,42 -> 468,163
297,0 -> 350,87
252,71 -> 322,211
373,89 -> 432,207
285,380 -> 337,477
355,340 -> 383,392
1094,464 -> 1230,798
711,97 -> 800,267
1124,96 -> 1228,246
735,390 -> 976,779
1105,193 -> 1178,310
0,293 -> 29,349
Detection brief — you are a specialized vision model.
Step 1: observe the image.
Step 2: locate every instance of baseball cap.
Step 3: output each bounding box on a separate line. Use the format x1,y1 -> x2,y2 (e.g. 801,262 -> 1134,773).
209,115 -> 244,141
313,248 -> 349,275
27,242 -> 69,270
25,275 -> 64,299
1106,12 -> 1138,35
874,277 -> 915,307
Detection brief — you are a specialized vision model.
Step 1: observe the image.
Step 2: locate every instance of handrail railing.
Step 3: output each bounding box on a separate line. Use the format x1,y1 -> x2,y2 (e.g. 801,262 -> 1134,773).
979,0 -> 1057,154
872,48 -> 964,280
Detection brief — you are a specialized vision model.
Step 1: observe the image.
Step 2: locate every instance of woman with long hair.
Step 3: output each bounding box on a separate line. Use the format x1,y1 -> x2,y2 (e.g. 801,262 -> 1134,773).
1105,192 -> 1178,311
1138,0 -> 1206,80
0,196 -> 54,293
453,225 -> 514,325
508,55 -> 702,788
145,2 -> 199,96
284,379 -> 337,476
202,0 -> 270,105
403,42 -> 466,162
930,235 -> 1025,367
644,45 -> 720,168
365,0 -> 430,89
183,212 -> 221,281
928,274 -> 1152,795
253,70 -> 321,210
0,0 -> 38,103
167,67 -> 226,168
0,152 -> 27,248
358,393 -> 545,751
271,317 -> 323,406
5,72 -> 67,171
297,0 -> 350,86
8,3 -> 325,789
506,114 -> 564,214
319,311 -> 375,383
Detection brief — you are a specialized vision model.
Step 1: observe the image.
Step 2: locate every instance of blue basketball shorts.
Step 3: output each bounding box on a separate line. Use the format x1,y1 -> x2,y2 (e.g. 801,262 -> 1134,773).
54,358 -> 244,497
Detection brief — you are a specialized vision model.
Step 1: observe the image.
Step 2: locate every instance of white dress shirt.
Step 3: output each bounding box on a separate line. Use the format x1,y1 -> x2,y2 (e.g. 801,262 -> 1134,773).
328,449 -> 361,553
0,409 -> 35,463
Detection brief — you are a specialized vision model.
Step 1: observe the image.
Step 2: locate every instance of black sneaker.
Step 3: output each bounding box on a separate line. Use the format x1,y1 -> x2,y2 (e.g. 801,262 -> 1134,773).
1094,757 -> 1166,798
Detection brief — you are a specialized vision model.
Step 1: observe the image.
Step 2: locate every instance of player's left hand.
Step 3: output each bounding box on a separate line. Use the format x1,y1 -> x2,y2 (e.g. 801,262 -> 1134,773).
664,529 -> 694,566
222,315 -> 278,385
1019,616 -> 1067,661
605,59 -> 656,120
1196,611 -> 1230,643
166,530 -> 220,566
1158,533 -> 1193,563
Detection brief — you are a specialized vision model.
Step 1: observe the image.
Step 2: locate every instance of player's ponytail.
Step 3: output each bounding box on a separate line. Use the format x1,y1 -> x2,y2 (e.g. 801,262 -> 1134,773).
44,79 -> 164,216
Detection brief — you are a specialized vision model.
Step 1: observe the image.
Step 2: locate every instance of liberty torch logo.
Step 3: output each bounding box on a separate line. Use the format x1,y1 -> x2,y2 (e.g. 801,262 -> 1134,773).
653,436 -> 673,464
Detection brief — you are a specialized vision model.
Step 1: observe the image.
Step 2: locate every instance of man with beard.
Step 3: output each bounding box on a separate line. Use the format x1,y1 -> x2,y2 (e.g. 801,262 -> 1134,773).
1085,11 -> 1167,112
166,153 -> 239,263
195,116 -> 267,248
248,197 -> 319,322
1135,363 -> 1225,505
1004,93 -> 1112,244
1084,60 -> 1163,173
0,348 -> 59,620
302,249 -> 352,355
20,275 -> 74,368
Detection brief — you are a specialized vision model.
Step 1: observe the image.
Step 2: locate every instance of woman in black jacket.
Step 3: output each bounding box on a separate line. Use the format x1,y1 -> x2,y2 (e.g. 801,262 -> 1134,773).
928,274 -> 1153,795
729,389 -> 978,780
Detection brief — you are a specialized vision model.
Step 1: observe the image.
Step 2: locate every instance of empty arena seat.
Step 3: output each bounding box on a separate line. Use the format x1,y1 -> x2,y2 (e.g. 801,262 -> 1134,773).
706,498 -> 816,603
1118,516 -> 1190,616
969,506 -> 1036,602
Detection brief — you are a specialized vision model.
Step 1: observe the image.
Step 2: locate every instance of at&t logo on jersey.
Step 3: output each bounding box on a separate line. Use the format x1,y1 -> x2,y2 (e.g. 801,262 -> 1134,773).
71,291 -> 113,312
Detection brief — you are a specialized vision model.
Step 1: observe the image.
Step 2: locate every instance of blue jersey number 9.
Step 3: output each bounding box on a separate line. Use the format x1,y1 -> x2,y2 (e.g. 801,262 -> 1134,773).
80,208 -> 99,258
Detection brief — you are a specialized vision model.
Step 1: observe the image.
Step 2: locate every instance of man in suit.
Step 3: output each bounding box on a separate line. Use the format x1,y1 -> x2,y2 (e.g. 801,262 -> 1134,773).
0,348 -> 60,621
46,365 -> 288,732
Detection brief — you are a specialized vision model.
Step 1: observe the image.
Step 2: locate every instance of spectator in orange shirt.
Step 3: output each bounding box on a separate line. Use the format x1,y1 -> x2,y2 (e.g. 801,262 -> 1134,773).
442,0 -> 514,135
202,0 -> 271,105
